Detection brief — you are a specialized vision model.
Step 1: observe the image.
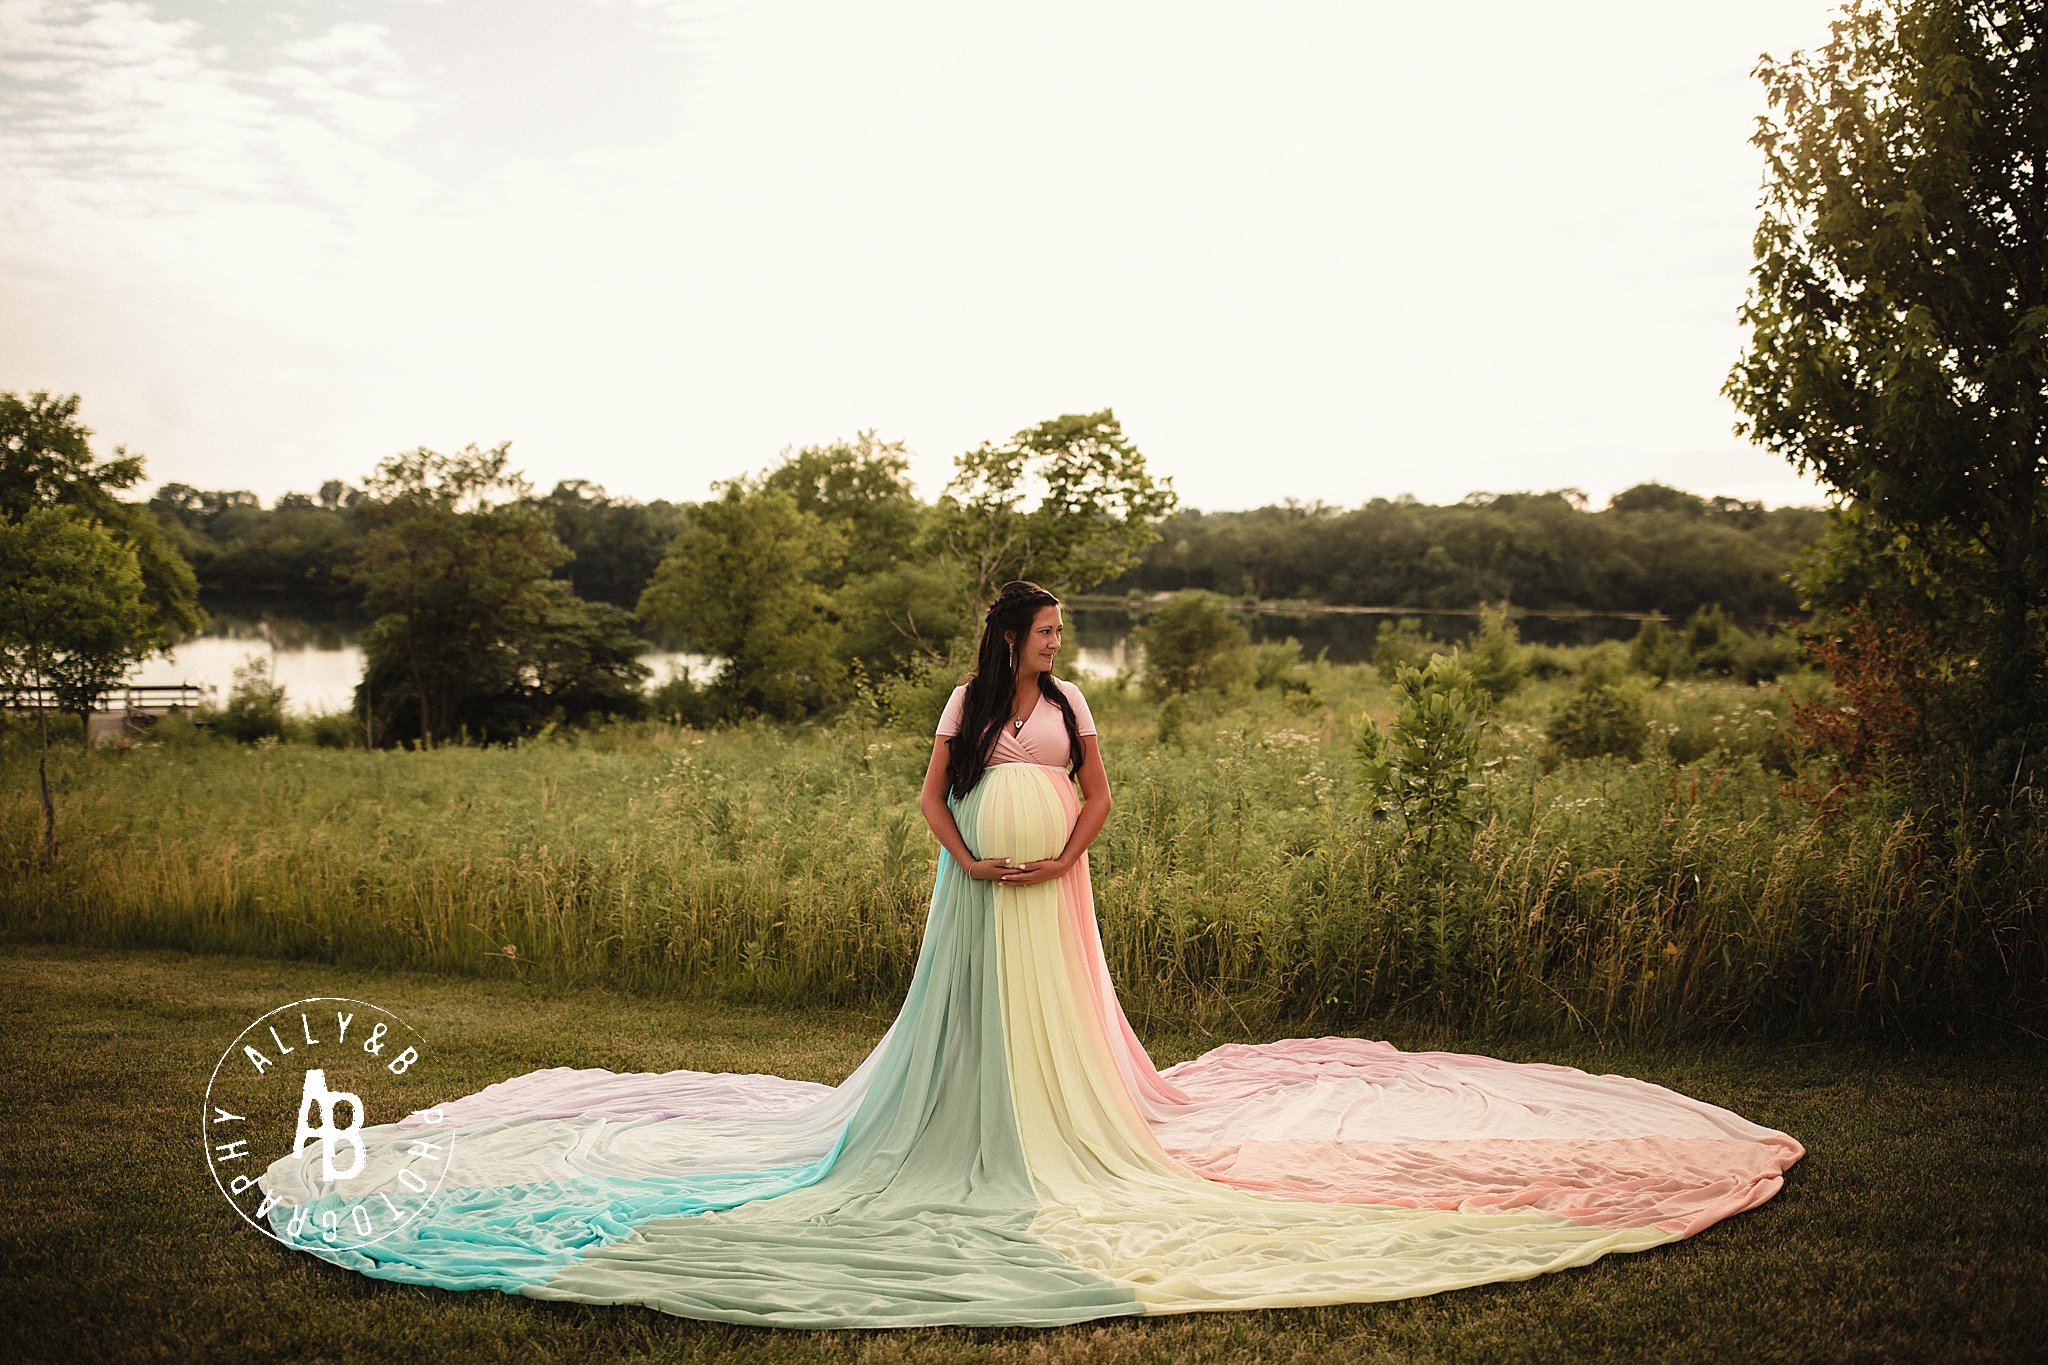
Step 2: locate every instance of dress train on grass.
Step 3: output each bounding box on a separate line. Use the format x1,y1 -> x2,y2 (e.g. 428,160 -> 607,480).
259,762 -> 1803,1328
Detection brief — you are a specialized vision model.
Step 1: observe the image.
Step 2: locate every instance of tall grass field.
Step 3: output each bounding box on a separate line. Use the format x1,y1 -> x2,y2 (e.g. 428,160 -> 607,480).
3,655 -> 2041,1042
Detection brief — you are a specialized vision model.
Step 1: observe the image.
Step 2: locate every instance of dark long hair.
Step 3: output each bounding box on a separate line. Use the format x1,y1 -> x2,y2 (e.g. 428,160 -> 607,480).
944,580 -> 1084,800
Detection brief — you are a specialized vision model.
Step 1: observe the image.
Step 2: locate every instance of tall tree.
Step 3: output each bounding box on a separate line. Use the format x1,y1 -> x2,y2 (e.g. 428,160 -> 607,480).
756,432 -> 925,581
834,561 -> 973,678
347,444 -> 571,745
0,507 -> 155,862
933,409 -> 1177,607
539,480 -> 687,610
1,391 -> 204,648
1132,590 -> 1252,698
636,485 -> 848,720
1724,0 -> 2048,770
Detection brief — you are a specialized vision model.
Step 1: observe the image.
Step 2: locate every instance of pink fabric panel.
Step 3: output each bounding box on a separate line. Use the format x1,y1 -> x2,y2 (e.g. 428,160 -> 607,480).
1162,1133 -> 1799,1236
1019,769 -> 1803,1241
1141,1037 -> 1804,1236
1050,772 -> 1195,1111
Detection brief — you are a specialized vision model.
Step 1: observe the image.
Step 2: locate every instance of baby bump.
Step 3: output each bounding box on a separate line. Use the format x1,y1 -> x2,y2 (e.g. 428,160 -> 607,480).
953,763 -> 1076,864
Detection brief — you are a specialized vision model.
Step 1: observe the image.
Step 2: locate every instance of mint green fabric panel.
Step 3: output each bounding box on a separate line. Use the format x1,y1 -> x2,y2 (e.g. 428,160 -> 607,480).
527,1208 -> 1140,1329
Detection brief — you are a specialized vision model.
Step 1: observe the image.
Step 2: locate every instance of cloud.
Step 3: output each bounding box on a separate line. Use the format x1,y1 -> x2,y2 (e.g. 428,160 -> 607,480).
0,0 -> 1836,512
268,22 -> 420,144
0,0 -> 430,275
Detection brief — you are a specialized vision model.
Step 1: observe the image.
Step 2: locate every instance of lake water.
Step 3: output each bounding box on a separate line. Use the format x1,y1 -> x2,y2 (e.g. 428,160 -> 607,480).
123,612 -> 722,715
126,604 -> 1655,714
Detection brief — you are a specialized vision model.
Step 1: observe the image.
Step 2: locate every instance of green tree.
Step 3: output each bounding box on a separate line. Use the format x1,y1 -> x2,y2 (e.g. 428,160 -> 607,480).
933,409 -> 1177,608
347,444 -> 573,746
355,587 -> 648,745
756,433 -> 925,582
147,481 -> 372,608
2,391 -> 204,648
485,588 -> 651,735
539,479 -> 687,610
636,484 -> 848,720
1132,590 -> 1251,698
0,507 -> 155,862
834,561 -> 973,678
1725,0 -> 2048,776
1607,483 -> 1708,518
1107,492 -> 1823,618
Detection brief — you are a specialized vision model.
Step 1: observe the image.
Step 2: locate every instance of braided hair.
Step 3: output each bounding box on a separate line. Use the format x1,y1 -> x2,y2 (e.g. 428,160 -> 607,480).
944,580 -> 1084,800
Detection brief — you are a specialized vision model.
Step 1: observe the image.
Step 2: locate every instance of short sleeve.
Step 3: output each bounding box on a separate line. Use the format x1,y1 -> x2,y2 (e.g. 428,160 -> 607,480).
935,684 -> 967,738
1058,678 -> 1096,736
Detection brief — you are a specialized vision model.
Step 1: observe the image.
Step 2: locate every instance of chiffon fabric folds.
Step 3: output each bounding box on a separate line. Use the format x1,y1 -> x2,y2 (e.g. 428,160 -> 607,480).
259,762 -> 1804,1329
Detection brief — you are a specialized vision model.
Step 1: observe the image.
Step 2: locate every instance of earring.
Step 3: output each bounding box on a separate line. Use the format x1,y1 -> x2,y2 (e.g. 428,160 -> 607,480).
1008,641 -> 1016,669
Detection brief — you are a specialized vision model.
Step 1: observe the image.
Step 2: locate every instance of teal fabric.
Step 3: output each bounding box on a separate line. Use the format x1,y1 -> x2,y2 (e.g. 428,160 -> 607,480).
267,1152 -> 844,1292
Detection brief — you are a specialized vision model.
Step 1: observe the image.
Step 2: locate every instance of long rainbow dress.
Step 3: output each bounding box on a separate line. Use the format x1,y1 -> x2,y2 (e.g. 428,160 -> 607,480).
258,678 -> 1803,1328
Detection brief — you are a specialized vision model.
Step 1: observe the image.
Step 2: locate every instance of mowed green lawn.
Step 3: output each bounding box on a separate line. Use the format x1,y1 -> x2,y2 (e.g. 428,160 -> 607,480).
3,943 -> 2042,1364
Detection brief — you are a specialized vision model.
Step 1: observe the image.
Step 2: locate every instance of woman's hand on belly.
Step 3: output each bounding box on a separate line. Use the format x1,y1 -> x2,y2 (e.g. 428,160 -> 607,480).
963,855 -> 1018,882
997,857 -> 1070,887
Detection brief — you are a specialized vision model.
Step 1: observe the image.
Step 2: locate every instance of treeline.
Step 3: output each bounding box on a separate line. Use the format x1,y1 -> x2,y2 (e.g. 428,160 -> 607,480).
152,476 -> 1825,625
130,414 -> 1179,741
148,478 -> 687,614
1105,487 -> 1827,618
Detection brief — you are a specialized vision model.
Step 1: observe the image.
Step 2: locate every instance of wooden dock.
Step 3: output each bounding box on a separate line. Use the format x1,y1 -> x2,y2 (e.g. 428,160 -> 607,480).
1,684 -> 208,746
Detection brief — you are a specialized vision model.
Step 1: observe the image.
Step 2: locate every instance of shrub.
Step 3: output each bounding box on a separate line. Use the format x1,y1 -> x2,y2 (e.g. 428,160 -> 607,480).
1681,605 -> 1748,676
1790,604 -> 1937,800
1248,638 -> 1312,697
1155,693 -> 1188,746
215,657 -> 287,743
1628,618 -> 1687,682
649,669 -> 725,728
867,648 -> 969,734
138,710 -> 216,749
1734,627 -> 1802,684
1133,591 -> 1251,698
1628,608 -> 1787,685
1544,668 -> 1650,765
1523,644 -> 1578,680
1464,602 -> 1526,702
1372,617 -> 1443,682
1354,654 -> 1492,848
1582,640 -> 1631,676
302,710 -> 367,749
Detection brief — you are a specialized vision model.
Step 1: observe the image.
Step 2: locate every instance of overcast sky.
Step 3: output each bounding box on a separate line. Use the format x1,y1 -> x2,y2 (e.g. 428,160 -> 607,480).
1,0 -> 1847,512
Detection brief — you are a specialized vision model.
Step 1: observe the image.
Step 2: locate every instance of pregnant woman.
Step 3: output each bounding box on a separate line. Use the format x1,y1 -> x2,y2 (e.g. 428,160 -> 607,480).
260,581 -> 1804,1328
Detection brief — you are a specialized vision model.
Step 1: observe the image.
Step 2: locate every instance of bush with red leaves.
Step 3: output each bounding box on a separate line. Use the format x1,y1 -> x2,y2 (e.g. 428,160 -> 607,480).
1789,601 -> 1942,808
